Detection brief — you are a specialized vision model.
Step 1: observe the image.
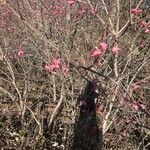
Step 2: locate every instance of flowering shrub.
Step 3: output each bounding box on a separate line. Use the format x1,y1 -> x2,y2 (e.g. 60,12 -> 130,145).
0,0 -> 150,149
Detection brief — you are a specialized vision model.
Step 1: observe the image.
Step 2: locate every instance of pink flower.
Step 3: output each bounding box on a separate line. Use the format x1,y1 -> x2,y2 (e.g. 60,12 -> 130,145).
90,49 -> 102,57
52,58 -> 61,69
131,8 -> 143,15
140,20 -> 148,28
145,28 -> 150,33
17,47 -> 25,57
67,0 -> 75,5
45,64 -> 60,71
45,58 -> 61,72
91,8 -> 97,16
112,46 -> 121,55
133,84 -> 141,91
44,64 -> 55,71
132,101 -> 145,111
53,58 -> 61,65
140,104 -> 146,110
90,42 -> 108,57
99,42 -> 108,52
132,102 -> 139,111
53,64 -> 60,69
78,8 -> 86,16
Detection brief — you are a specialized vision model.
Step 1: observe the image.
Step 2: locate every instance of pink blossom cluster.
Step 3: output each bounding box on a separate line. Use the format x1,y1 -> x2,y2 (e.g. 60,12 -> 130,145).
132,101 -> 146,111
112,46 -> 121,55
131,8 -> 143,15
90,42 -> 108,57
90,41 -> 121,57
67,0 -> 76,5
130,8 -> 150,33
44,58 -> 69,75
77,8 -> 86,16
44,58 -> 61,72
140,20 -> 150,34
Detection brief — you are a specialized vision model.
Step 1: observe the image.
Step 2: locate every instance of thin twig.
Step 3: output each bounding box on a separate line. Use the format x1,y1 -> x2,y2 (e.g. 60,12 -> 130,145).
48,83 -> 64,127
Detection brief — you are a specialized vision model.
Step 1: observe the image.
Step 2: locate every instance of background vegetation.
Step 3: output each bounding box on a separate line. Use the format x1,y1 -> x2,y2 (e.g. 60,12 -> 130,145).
0,0 -> 150,149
